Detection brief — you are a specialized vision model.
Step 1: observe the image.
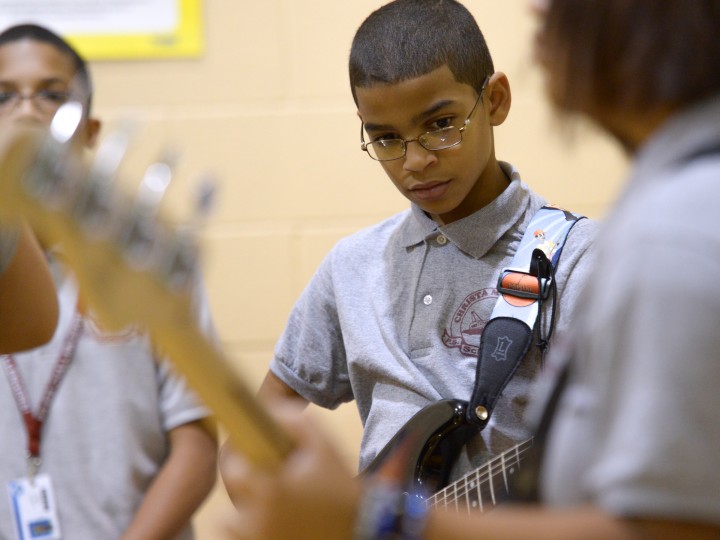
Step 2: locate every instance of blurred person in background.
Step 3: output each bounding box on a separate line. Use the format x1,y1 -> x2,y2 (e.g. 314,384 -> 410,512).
0,24 -> 218,540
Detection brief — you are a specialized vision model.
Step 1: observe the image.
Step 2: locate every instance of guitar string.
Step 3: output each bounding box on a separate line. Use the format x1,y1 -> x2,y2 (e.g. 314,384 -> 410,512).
429,442 -> 533,511
431,443 -> 532,511
427,439 -> 534,512
428,445 -> 531,512
429,458 -> 523,512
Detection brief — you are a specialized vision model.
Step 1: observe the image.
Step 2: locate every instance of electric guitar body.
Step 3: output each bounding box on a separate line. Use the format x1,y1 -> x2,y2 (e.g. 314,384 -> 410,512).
364,399 -> 477,494
365,399 -> 534,512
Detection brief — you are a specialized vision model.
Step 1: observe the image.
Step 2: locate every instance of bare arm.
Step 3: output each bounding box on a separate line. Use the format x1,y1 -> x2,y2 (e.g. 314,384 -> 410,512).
257,370 -> 310,409
121,419 -> 218,540
220,404 -> 359,539
218,371 -> 310,510
0,224 -> 58,353
425,505 -> 720,540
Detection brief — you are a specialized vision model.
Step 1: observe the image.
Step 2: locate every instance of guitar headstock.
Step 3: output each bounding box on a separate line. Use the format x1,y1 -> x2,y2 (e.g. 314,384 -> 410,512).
0,103 -> 293,468
9,103 -> 201,329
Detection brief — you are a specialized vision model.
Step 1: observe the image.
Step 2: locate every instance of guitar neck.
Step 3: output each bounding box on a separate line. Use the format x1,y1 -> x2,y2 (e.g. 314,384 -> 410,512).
0,117 -> 294,470
53,198 -> 295,470
148,297 -> 294,469
426,438 -> 534,513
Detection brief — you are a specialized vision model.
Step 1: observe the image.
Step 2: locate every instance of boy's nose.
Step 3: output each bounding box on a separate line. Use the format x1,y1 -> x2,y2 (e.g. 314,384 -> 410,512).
11,96 -> 46,120
403,140 -> 437,172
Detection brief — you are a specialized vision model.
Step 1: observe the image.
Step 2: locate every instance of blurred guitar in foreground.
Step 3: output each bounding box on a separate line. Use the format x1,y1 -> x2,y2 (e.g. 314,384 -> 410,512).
0,102 -> 293,469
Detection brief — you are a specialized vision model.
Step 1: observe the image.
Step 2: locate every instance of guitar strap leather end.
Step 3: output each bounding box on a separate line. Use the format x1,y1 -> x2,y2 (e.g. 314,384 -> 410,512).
466,316 -> 533,428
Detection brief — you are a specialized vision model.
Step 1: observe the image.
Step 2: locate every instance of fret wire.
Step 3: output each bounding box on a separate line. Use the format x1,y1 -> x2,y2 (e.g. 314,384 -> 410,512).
470,470 -> 480,513
501,450 -> 509,492
459,478 -> 471,515
488,458 -> 496,505
465,476 -> 473,514
452,478 -> 458,513
477,475 -> 484,512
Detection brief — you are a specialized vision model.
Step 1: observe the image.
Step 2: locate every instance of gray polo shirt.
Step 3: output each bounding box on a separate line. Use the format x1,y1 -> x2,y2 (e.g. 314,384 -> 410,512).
271,162 -> 597,472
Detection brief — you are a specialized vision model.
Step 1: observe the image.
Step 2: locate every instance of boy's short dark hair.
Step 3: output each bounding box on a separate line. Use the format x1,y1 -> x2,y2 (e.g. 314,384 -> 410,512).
542,0 -> 720,115
349,0 -> 494,104
0,23 -> 93,112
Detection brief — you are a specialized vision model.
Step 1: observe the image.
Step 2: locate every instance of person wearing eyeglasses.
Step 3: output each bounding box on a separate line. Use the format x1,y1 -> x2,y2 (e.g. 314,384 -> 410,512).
248,0 -> 597,492
220,0 -> 720,539
0,24 -> 218,540
0,84 -> 72,117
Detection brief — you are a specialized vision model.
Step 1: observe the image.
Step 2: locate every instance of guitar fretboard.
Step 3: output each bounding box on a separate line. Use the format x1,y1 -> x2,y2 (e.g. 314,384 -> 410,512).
427,438 -> 533,513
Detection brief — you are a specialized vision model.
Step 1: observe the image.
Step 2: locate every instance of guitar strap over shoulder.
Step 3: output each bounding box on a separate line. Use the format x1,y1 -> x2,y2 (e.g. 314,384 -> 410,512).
466,206 -> 585,429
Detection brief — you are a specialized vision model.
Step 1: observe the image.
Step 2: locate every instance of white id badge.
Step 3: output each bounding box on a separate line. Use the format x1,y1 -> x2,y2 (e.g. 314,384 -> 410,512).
6,474 -> 62,540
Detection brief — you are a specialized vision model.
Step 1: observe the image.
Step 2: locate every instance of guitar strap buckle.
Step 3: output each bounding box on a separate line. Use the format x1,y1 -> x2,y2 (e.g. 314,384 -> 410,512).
497,249 -> 553,303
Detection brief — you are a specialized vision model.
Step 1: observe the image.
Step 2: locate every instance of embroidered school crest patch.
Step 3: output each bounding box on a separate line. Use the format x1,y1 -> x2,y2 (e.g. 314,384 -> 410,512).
442,288 -> 498,357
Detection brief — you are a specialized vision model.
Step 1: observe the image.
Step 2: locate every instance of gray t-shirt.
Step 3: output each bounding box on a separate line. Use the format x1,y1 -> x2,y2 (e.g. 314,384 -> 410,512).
0,257 -> 213,539
271,162 -> 597,473
541,94 -> 720,527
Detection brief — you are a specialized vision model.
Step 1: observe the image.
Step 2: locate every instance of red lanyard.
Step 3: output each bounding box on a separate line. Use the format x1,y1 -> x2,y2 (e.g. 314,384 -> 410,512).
2,312 -> 83,471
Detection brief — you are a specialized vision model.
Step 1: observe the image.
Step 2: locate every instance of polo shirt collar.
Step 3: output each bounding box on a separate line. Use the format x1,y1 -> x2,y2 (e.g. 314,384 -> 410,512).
399,162 -> 531,259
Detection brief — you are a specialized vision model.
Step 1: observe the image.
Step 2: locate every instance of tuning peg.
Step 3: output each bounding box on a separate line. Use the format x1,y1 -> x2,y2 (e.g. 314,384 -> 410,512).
120,152 -> 178,267
87,119 -> 134,184
21,101 -> 85,206
72,121 -> 135,237
138,162 -> 172,205
189,174 -> 217,232
155,174 -> 217,292
49,101 -> 84,144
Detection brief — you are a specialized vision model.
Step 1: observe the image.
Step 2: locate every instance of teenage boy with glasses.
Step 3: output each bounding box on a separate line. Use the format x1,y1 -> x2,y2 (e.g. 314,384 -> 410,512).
221,1 -> 720,539
251,0 -> 596,482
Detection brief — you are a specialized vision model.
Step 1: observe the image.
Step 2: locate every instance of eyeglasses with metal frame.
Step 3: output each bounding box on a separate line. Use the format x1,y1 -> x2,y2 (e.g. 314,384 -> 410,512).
0,89 -> 71,117
359,76 -> 490,162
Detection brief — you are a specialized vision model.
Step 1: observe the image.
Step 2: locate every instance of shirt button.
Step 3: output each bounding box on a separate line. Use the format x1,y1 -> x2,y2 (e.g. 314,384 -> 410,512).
436,235 -> 447,245
423,295 -> 433,305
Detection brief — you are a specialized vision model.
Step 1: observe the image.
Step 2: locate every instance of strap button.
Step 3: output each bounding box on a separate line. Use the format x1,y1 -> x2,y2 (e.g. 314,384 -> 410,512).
474,405 -> 489,421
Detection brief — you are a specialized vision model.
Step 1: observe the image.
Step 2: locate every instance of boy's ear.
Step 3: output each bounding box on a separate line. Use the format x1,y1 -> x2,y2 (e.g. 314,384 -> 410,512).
83,117 -> 102,149
486,72 -> 511,126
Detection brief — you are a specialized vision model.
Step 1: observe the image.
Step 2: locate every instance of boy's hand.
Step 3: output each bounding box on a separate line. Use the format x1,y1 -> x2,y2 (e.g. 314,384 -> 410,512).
219,405 -> 360,540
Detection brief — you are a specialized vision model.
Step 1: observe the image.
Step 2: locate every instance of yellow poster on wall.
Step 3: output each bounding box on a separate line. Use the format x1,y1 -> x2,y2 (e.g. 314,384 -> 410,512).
0,0 -> 203,60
